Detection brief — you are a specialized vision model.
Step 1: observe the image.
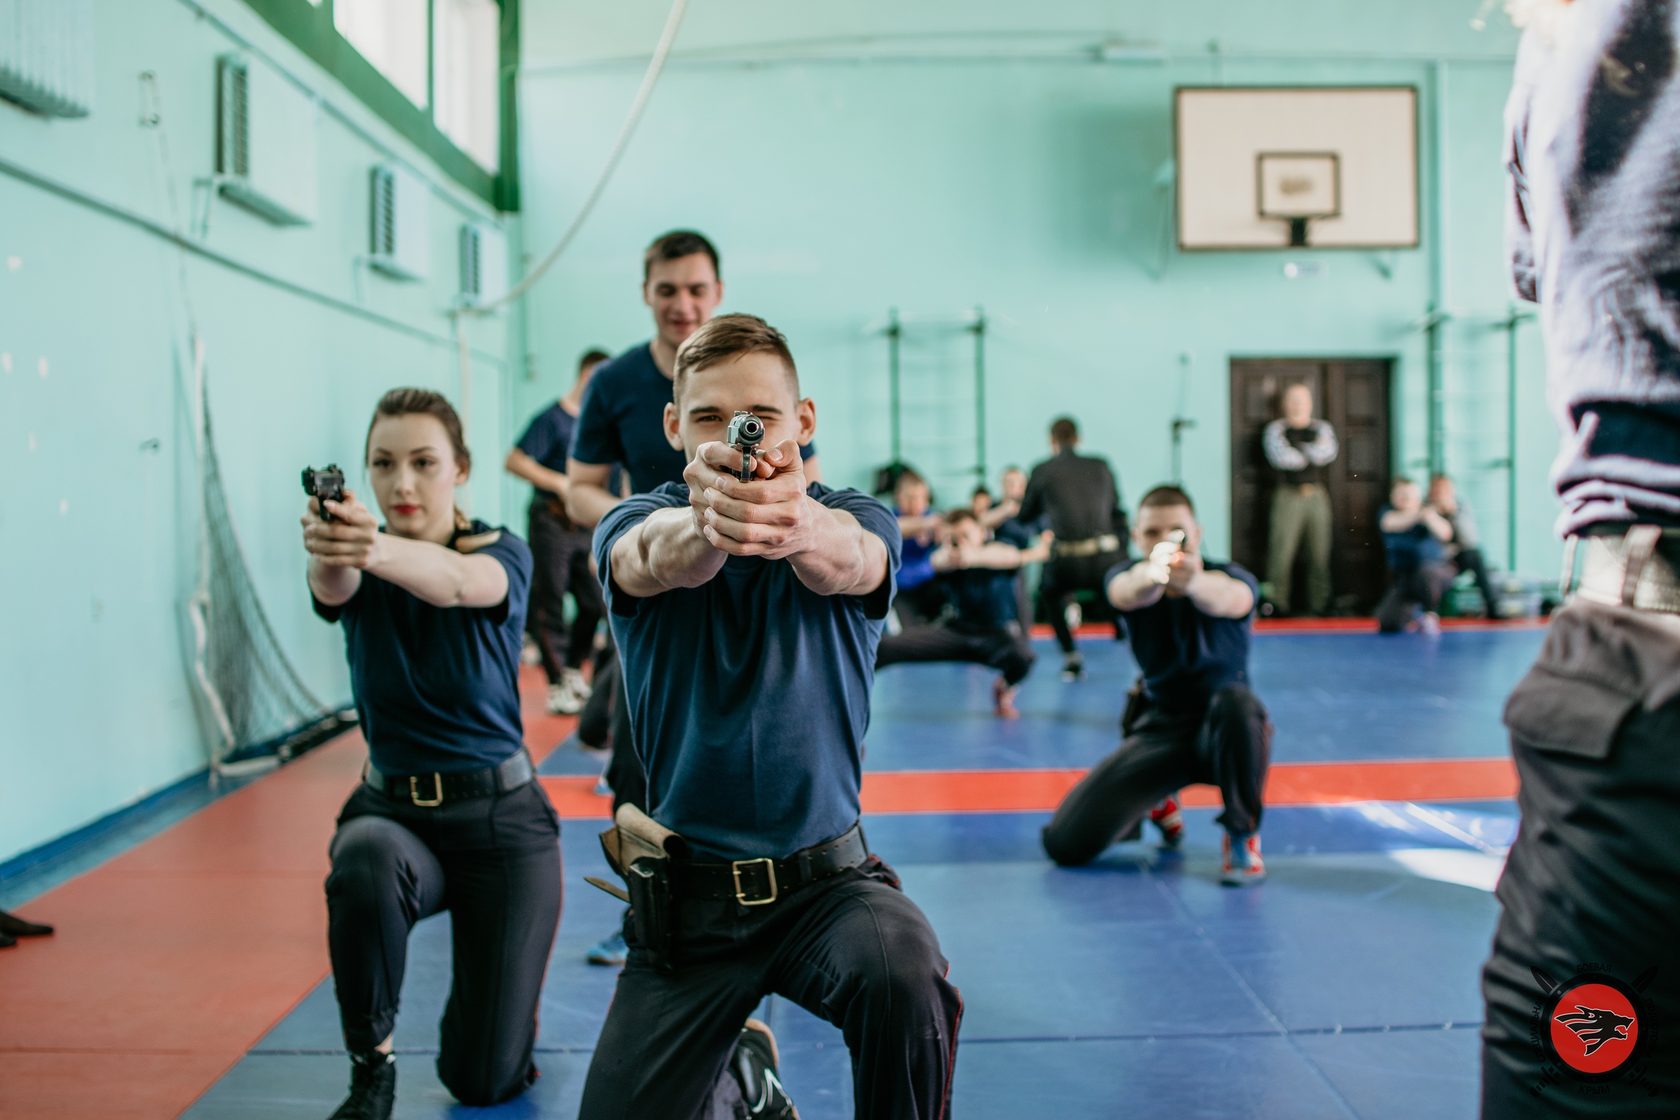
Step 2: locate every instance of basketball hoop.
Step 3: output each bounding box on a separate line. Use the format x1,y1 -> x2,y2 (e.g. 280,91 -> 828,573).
1257,151 -> 1341,248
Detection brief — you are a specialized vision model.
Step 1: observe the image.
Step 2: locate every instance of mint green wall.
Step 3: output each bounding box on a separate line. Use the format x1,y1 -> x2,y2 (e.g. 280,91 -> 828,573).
512,1 -> 1553,575
0,0 -> 515,864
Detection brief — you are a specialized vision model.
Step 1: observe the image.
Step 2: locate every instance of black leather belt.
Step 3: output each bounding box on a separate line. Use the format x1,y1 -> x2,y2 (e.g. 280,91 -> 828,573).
363,750 -> 535,807
1568,526 -> 1680,614
673,823 -> 868,907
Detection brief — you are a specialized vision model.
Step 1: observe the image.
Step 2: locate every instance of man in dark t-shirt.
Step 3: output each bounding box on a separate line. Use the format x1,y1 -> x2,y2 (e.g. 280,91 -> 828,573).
1041,485 -> 1272,887
579,314 -> 960,1120
505,348 -> 610,715
563,232 -> 820,809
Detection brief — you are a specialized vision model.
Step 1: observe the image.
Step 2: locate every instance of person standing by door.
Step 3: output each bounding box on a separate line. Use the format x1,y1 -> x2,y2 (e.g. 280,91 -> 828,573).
1262,384 -> 1338,616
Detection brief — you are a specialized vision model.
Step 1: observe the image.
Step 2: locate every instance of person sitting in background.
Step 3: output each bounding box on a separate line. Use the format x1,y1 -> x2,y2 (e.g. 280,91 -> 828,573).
876,508 -> 1049,718
0,907 -> 54,949
1427,473 -> 1503,617
504,347 -> 611,715
1376,476 -> 1456,634
892,469 -> 949,625
972,481 -> 1022,536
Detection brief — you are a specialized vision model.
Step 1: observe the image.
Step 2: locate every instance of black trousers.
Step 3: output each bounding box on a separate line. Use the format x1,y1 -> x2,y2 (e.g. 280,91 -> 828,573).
578,856 -> 961,1120
1039,551 -> 1127,656
1375,562 -> 1455,632
577,641 -> 618,749
877,619 -> 1037,686
1481,601 -> 1680,1116
325,780 -> 563,1106
604,665 -> 647,813
1041,685 -> 1271,866
527,501 -> 604,683
1455,546 -> 1501,615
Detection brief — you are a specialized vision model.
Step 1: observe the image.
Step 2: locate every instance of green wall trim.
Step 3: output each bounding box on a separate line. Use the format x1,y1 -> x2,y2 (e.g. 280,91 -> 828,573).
238,0 -> 518,211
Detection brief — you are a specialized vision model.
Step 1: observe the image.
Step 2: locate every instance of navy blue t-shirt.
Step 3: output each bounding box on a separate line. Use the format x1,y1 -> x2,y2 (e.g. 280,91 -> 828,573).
946,568 -> 1019,630
569,342 -> 817,494
595,482 -> 899,860
1108,558 -> 1258,712
896,510 -> 939,592
515,401 -> 578,473
1380,507 -> 1447,572
995,517 -> 1035,550
313,521 -> 532,775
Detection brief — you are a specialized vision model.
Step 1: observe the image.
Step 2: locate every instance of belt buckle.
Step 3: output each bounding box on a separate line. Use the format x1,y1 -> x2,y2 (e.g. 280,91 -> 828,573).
731,857 -> 778,906
409,773 -> 444,807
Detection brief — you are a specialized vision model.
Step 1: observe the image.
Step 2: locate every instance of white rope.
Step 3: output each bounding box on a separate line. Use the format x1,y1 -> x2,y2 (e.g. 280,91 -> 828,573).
466,0 -> 690,316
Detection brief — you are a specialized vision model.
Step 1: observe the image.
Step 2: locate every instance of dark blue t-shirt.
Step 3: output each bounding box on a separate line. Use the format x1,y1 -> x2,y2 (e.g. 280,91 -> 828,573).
995,517 -> 1035,549
1108,558 -> 1258,712
1380,507 -> 1447,571
515,401 -> 578,473
595,482 -> 899,860
946,568 -> 1019,630
313,521 -> 532,775
569,342 -> 817,494
896,510 -> 938,591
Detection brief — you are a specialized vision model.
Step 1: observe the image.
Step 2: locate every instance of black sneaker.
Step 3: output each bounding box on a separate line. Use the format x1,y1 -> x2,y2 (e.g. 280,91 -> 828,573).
0,909 -> 54,938
328,1051 -> 395,1120
732,1019 -> 798,1119
1061,656 -> 1086,682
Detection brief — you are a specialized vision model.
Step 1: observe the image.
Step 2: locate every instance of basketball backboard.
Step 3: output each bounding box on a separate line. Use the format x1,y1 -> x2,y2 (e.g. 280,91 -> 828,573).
1175,86 -> 1418,250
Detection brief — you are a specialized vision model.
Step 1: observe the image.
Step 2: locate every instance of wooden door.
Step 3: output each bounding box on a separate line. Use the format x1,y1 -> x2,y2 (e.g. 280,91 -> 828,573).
1229,358 -> 1393,613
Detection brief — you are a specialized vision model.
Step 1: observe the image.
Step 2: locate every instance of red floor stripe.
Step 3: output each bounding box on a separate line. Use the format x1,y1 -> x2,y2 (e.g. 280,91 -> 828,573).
1028,617 -> 1546,639
0,665 -> 574,1120
541,757 -> 1517,819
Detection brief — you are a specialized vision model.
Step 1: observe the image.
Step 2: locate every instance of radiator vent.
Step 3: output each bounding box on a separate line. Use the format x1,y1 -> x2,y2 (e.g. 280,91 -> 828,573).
369,163 -> 430,282
457,222 -> 506,308
215,55 -> 317,226
0,0 -> 96,118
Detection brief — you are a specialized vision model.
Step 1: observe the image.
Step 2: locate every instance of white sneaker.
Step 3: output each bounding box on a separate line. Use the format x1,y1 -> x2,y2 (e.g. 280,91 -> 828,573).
547,681 -> 584,715
561,667 -> 592,703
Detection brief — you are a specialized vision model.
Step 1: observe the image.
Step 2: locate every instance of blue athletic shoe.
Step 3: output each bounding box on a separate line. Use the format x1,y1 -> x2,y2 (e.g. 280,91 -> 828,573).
586,929 -> 627,966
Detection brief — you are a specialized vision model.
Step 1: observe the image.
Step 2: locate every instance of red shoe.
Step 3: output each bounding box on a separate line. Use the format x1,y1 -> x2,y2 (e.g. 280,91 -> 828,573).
992,678 -> 1020,719
1220,832 -> 1266,887
1148,795 -> 1184,848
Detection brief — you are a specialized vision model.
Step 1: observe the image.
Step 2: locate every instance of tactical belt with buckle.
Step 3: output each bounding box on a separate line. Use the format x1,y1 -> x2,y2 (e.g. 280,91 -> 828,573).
674,822 -> 869,907
1051,533 -> 1121,560
1566,525 -> 1680,614
363,749 -> 534,807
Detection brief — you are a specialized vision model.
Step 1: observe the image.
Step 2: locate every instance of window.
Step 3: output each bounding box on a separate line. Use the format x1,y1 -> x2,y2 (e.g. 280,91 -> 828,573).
334,0 -> 429,108
433,0 -> 500,171
240,0 -> 515,207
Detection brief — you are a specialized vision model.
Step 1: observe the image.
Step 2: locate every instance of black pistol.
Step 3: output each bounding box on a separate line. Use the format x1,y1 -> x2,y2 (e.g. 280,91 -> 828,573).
302,464 -> 346,522
726,411 -> 765,482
